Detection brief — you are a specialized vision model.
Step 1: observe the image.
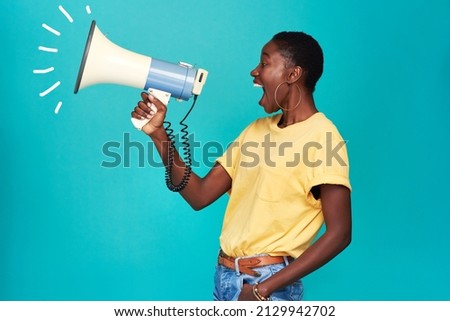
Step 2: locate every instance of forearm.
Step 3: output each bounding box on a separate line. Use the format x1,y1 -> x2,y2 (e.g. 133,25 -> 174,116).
149,127 -> 190,185
149,128 -> 227,210
256,184 -> 353,299
258,229 -> 351,297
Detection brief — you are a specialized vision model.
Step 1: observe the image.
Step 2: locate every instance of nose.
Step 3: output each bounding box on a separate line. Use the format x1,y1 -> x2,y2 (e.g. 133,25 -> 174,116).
250,66 -> 259,77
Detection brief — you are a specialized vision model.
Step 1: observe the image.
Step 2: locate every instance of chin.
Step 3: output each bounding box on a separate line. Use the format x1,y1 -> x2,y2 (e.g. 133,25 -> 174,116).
258,98 -> 271,112
260,101 -> 277,114
263,106 -> 278,114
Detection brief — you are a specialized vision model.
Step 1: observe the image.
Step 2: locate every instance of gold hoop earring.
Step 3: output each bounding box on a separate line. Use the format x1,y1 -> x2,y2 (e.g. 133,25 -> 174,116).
274,81 -> 302,111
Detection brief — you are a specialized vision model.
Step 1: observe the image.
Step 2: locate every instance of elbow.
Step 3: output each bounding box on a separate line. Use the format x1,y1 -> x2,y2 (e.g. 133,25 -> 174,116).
187,191 -> 218,211
181,192 -> 210,211
340,229 -> 352,251
344,233 -> 352,250
328,227 -> 351,253
191,204 -> 205,211
189,200 -> 208,211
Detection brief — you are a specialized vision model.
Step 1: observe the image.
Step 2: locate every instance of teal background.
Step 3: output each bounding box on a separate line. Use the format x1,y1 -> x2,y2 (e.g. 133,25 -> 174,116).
1,0 -> 449,300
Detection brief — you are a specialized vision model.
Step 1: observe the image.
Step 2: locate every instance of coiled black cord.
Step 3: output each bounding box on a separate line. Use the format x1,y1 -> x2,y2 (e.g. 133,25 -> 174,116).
163,95 -> 198,192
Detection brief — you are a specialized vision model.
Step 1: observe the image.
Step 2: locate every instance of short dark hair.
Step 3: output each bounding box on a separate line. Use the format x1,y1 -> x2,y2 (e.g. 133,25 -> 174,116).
272,31 -> 324,92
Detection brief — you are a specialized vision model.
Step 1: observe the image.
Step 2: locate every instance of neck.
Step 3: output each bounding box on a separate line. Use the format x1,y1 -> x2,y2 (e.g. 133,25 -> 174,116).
278,94 -> 318,128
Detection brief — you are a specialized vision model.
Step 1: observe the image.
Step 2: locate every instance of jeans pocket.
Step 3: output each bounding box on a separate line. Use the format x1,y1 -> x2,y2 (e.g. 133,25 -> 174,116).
268,264 -> 304,301
269,280 -> 304,301
213,264 -> 244,301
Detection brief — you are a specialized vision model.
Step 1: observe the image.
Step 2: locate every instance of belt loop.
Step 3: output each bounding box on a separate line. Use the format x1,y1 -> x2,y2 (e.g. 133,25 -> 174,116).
234,257 -> 241,276
283,256 -> 290,266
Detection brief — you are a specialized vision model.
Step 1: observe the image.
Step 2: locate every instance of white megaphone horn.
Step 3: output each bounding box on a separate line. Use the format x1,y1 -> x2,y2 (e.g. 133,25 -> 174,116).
74,20 -> 208,130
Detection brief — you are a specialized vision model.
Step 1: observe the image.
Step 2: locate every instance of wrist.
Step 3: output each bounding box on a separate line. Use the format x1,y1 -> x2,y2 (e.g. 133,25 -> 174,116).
148,127 -> 167,141
253,283 -> 270,301
259,281 -> 272,298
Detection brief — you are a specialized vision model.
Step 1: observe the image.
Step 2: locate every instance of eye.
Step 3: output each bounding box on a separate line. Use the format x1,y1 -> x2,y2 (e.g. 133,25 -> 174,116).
260,62 -> 268,68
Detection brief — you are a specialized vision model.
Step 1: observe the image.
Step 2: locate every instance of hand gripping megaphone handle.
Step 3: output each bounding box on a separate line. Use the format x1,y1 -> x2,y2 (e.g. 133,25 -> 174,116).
131,88 -> 171,130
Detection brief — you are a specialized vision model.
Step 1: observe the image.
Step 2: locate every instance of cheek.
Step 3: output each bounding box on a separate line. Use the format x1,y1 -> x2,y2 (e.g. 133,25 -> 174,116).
261,68 -> 286,88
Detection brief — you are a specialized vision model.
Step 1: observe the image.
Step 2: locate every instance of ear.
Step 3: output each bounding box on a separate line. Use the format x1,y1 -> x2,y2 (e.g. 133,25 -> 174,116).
287,66 -> 303,84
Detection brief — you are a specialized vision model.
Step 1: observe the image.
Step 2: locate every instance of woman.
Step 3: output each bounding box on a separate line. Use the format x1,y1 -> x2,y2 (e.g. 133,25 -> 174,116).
132,31 -> 351,301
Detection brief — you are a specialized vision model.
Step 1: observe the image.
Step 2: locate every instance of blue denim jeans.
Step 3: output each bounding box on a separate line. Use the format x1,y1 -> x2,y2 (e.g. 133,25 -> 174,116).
213,258 -> 304,301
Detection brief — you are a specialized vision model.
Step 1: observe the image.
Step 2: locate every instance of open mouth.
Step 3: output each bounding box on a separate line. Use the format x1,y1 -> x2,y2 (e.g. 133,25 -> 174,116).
253,83 -> 266,107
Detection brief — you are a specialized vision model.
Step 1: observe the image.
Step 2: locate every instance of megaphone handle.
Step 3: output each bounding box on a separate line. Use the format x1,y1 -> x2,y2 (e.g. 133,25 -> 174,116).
131,89 -> 171,130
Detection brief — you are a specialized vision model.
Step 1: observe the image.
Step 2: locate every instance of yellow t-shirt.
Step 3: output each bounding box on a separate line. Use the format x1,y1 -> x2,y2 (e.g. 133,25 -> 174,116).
216,112 -> 351,258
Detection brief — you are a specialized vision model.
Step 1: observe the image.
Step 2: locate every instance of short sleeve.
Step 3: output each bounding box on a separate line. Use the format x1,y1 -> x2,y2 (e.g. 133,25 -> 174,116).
305,130 -> 351,206
215,124 -> 251,180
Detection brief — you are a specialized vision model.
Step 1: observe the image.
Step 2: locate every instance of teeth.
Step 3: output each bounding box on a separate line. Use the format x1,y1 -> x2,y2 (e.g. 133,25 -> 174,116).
253,84 -> 263,88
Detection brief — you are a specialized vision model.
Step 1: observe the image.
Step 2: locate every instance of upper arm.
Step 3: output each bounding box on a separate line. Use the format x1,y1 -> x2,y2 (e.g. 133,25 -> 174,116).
319,184 -> 352,240
201,162 -> 232,203
181,161 -> 232,210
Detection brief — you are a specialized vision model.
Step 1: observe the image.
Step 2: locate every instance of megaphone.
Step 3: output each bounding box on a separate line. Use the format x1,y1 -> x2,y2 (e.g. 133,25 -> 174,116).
74,20 -> 208,130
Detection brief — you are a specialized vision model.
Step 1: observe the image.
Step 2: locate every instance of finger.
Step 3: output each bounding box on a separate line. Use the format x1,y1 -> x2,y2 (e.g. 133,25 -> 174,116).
148,103 -> 158,114
140,101 -> 158,118
138,101 -> 151,113
134,104 -> 152,119
131,111 -> 146,120
140,91 -> 150,102
139,91 -> 167,116
148,94 -> 167,112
